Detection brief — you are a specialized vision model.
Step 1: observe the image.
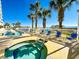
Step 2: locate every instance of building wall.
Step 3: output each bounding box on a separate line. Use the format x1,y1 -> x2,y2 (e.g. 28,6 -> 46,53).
0,0 -> 3,26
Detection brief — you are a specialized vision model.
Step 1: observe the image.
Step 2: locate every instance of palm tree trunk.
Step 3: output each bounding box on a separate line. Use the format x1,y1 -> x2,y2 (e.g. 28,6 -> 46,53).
59,20 -> 63,29
43,17 -> 46,29
58,5 -> 64,29
32,19 -> 34,29
35,15 -> 38,30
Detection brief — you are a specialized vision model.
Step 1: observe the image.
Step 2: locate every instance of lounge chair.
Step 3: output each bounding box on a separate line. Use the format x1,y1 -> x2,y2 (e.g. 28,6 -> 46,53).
67,33 -> 77,40
46,30 -> 51,36
45,30 -> 61,39
5,40 -> 47,59
55,30 -> 61,38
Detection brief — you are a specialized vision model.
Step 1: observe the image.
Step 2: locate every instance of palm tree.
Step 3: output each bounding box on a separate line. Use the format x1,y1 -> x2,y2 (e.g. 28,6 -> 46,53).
12,23 -> 15,30
12,23 -> 15,27
15,21 -> 21,28
42,8 -> 51,29
0,25 -> 3,28
30,1 -> 41,30
12,22 -> 21,30
27,13 -> 35,30
4,23 -> 11,29
49,0 -> 78,29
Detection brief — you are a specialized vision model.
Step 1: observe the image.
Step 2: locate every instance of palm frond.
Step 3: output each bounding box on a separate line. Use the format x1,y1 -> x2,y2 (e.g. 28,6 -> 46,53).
15,22 -> 21,26
57,0 -> 63,4
42,8 -> 51,18
48,10 -> 51,13
40,8 -> 42,10
49,0 -> 58,9
30,13 -> 35,19
42,9 -> 47,16
48,9 -> 51,17
63,0 -> 78,8
49,0 -> 56,8
37,10 -> 42,18
30,4 -> 35,10
27,15 -> 31,18
48,13 -> 51,17
4,23 -> 10,26
35,1 -> 40,8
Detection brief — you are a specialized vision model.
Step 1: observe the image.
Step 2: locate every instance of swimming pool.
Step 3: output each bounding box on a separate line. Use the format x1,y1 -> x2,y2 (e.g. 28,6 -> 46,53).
5,40 -> 47,59
4,30 -> 23,37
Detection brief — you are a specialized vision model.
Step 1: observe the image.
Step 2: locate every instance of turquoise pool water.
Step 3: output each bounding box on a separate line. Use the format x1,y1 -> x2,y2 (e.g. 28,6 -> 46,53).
4,31 -> 23,37
5,40 -> 47,59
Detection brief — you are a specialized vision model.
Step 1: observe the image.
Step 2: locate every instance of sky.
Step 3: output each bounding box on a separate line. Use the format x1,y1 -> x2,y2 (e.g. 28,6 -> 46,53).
1,0 -> 79,27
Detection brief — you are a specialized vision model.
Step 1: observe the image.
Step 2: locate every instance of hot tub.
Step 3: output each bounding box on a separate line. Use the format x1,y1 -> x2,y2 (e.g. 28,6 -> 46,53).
5,40 -> 47,59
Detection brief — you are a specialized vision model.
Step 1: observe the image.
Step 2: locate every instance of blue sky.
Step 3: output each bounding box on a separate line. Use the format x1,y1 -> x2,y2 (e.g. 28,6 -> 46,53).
1,0 -> 79,27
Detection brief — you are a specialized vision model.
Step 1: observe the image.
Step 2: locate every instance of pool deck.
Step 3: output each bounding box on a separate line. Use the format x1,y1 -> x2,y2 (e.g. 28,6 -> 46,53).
45,41 -> 69,59
0,35 -> 69,59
